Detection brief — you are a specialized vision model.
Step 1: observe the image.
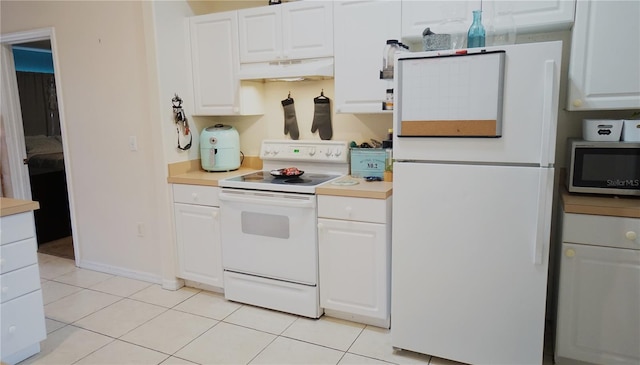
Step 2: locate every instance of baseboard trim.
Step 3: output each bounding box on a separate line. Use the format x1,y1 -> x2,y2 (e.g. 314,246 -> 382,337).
78,259 -> 162,285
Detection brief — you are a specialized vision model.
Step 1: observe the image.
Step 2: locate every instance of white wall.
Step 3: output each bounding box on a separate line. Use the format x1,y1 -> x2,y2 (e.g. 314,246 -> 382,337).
1,1 -> 168,282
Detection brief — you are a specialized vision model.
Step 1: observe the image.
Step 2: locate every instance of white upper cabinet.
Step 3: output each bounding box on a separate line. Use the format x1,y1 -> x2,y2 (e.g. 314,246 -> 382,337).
188,11 -> 263,116
567,0 -> 640,111
334,0 -> 401,114
402,0 -> 478,41
402,1 -> 575,41
239,1 -> 333,64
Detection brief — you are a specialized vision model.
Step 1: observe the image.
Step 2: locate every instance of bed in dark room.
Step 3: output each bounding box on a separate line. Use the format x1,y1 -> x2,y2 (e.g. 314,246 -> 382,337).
25,135 -> 72,244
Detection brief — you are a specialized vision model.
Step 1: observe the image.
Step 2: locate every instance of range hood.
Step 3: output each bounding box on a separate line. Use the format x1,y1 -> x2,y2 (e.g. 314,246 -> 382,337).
237,57 -> 333,81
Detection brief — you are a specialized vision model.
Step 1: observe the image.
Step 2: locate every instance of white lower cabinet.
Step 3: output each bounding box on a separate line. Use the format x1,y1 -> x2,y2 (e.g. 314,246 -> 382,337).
317,195 -> 391,328
0,211 -> 46,365
555,212 -> 640,365
172,185 -> 223,289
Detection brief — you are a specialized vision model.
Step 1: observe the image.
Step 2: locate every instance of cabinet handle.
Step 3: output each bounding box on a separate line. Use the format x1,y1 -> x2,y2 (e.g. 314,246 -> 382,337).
626,231 -> 638,241
0,258 -> 4,266
1,286 -> 8,293
191,193 -> 198,202
317,222 -> 324,233
345,206 -> 352,216
572,99 -> 583,108
212,211 -> 219,219
8,325 -> 16,334
565,249 -> 576,258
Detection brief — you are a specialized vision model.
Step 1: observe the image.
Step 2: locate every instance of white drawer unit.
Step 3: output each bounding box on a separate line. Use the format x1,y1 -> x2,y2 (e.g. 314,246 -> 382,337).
1,290 -> 46,362
318,195 -> 388,224
555,212 -> 640,365
173,184 -> 220,207
562,213 -> 639,250
0,209 -> 46,365
317,195 -> 392,328
1,264 -> 41,303
172,184 -> 223,289
1,238 -> 38,274
0,212 -> 36,245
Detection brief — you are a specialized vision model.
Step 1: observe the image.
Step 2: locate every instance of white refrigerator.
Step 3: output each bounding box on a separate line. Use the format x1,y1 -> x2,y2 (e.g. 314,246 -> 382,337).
391,41 -> 562,365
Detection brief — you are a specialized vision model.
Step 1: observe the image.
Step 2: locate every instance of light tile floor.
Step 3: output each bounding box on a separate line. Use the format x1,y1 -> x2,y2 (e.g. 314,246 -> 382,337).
26,253 -> 553,365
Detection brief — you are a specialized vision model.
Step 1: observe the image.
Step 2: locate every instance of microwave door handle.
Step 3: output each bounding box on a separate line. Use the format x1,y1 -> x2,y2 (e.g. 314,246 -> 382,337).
533,169 -> 553,265
539,59 -> 557,168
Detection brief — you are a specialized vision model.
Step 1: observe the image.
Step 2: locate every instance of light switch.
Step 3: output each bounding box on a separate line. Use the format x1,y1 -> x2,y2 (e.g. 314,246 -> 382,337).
129,136 -> 138,151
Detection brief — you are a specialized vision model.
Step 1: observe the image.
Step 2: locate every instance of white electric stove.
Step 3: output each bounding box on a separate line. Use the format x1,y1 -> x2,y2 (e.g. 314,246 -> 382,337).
218,140 -> 349,318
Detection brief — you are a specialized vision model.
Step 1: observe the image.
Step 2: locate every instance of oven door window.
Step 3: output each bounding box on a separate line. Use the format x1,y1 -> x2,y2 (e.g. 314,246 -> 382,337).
241,211 -> 289,239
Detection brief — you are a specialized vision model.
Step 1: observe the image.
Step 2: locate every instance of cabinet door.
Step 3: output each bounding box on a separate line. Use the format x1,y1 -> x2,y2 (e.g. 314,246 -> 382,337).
401,1 -> 478,40
189,11 -> 240,115
282,1 -> 333,61
174,203 -> 223,288
556,242 -> 640,365
334,0 -> 400,114
318,218 -> 390,325
238,6 -> 282,63
567,0 -> 640,110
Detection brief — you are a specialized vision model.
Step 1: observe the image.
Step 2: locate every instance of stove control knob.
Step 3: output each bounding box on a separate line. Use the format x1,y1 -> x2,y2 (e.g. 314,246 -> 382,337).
272,148 -> 279,156
264,147 -> 272,156
308,148 -> 316,156
334,148 -> 342,157
325,148 -> 333,157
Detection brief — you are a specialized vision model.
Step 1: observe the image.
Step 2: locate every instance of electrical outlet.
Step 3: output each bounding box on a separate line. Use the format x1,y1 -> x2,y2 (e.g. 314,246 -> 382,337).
129,136 -> 138,151
137,222 -> 145,237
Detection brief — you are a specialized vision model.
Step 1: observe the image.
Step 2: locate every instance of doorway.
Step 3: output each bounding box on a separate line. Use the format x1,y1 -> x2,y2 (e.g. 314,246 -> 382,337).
1,29 -> 76,261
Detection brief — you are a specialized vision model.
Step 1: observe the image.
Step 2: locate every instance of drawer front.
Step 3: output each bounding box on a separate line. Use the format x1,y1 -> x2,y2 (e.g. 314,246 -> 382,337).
318,196 -> 389,223
1,264 -> 41,303
173,184 -> 220,207
0,238 -> 38,274
1,289 -> 46,358
563,213 -> 640,250
0,212 -> 35,245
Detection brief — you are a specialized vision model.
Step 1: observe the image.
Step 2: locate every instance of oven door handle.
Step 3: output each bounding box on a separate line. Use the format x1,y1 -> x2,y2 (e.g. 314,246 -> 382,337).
219,190 -> 316,208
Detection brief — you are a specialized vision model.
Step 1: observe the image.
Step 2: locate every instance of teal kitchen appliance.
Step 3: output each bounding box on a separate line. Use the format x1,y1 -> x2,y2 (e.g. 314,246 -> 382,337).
200,124 -> 240,171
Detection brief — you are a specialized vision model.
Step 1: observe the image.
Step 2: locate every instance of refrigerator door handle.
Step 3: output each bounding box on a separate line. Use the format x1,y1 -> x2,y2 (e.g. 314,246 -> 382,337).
539,60 -> 556,167
533,169 -> 553,265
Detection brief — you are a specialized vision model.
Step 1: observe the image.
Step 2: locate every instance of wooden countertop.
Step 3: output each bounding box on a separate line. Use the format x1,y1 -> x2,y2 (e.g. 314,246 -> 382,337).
561,187 -> 640,219
167,160 -> 393,199
167,167 -> 257,187
316,177 -> 392,199
0,197 -> 40,217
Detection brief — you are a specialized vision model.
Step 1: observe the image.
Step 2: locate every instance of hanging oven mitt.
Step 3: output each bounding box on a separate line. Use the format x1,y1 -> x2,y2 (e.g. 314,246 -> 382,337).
311,91 -> 332,140
281,95 -> 300,140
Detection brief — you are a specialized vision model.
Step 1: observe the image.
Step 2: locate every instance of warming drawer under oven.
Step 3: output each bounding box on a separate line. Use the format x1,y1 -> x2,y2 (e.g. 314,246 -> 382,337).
219,188 -> 322,318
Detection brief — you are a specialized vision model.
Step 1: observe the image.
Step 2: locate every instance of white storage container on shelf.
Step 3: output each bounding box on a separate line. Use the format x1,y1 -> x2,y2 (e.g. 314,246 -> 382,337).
622,119 -> 640,141
582,119 -> 623,141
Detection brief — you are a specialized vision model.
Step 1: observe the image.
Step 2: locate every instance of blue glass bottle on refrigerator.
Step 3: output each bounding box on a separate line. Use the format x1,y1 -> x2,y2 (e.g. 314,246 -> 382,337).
467,10 -> 486,48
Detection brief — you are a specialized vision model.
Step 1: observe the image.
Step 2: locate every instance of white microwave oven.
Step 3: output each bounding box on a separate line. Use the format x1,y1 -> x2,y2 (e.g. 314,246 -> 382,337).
567,139 -> 640,196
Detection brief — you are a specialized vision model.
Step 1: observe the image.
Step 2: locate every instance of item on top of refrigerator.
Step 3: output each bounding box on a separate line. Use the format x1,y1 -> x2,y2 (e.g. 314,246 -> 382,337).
381,40 -> 400,79
422,27 -> 451,51
467,10 -> 486,48
582,119 -> 623,141
622,119 -> 640,141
